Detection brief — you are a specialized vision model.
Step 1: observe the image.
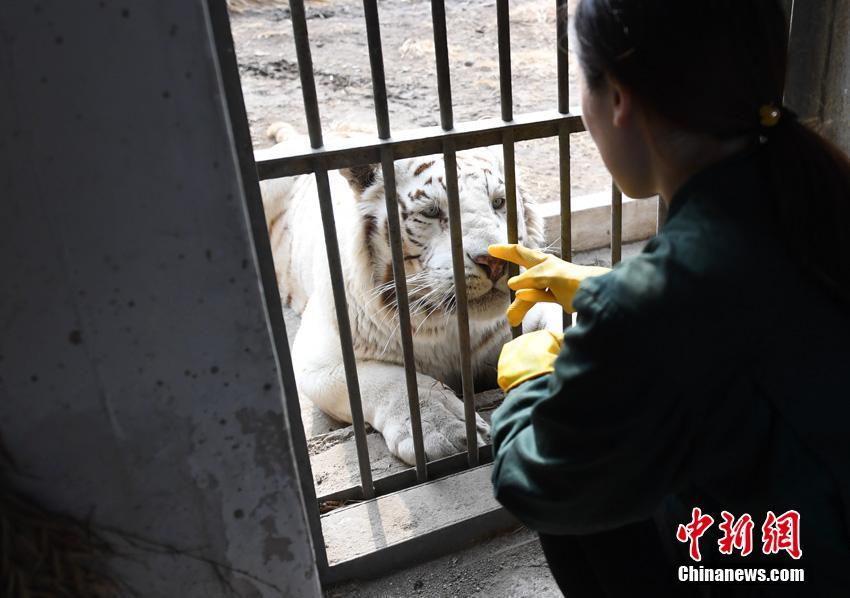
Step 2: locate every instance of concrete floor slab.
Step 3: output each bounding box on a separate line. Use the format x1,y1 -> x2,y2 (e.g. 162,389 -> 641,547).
322,465 -> 507,566
326,527 -> 561,598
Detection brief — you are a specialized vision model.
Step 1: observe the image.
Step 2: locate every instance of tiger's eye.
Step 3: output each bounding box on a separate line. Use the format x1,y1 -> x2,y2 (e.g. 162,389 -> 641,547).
492,196 -> 506,210
422,204 -> 441,218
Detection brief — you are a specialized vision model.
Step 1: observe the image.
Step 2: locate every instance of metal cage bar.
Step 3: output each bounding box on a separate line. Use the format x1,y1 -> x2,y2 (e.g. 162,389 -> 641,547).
380,147 -> 428,480
442,140 -> 480,466
289,0 -> 323,148
556,0 -> 570,114
611,182 -> 623,265
289,0 -> 375,498
503,133 -> 521,340
362,0 -> 390,140
313,164 -> 375,498
430,0 -> 454,131
558,124 -> 572,330
556,0 -> 572,328
238,0 -> 637,580
257,111 -> 585,180
318,445 -> 494,504
431,0 -> 478,466
496,0 -> 513,124
363,0 -> 428,481
496,0 -> 521,339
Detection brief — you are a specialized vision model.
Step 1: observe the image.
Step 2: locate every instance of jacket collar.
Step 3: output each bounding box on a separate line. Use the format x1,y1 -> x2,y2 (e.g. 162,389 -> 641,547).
665,144 -> 762,224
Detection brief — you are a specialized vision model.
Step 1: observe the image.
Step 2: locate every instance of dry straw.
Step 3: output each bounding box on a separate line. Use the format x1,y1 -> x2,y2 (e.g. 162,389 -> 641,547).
0,438 -> 121,598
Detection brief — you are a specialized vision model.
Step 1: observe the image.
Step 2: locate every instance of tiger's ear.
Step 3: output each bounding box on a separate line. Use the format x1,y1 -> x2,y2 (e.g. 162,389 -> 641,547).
340,163 -> 381,195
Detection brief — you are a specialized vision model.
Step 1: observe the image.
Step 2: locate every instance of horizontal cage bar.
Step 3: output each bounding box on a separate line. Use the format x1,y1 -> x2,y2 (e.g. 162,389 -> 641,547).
318,446 -> 495,505
256,111 -> 586,179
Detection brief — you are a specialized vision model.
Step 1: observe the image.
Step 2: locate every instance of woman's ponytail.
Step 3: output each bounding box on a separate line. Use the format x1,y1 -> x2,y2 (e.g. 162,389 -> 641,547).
761,115 -> 850,305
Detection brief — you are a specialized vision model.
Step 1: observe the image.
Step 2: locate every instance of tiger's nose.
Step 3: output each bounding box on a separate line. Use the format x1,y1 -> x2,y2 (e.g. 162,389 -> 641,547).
473,254 -> 506,283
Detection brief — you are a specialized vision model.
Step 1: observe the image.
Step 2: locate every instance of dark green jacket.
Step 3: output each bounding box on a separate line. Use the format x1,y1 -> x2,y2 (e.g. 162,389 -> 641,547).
491,148 -> 850,593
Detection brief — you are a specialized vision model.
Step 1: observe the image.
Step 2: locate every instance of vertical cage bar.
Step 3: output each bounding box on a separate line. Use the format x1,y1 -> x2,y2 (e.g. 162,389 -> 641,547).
556,0 -> 572,329
381,146 -> 429,480
363,0 -> 428,480
556,0 -> 570,114
558,124 -> 572,329
496,0 -> 513,123
290,0 -> 374,498
431,0 -> 454,130
314,164 -> 375,497
503,132 -> 520,339
362,0 -> 391,140
204,0 -> 330,573
289,0 -> 324,149
432,0 -> 477,465
380,148 -> 428,479
497,0 -> 519,338
611,182 -> 623,265
443,140 -> 479,466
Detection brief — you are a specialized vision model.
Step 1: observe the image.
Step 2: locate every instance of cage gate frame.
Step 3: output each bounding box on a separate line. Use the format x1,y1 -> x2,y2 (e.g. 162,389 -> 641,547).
208,0 -> 655,584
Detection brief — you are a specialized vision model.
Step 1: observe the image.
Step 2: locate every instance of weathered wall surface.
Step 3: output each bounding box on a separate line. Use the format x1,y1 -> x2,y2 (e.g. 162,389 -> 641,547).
785,0 -> 850,153
822,1 -> 850,152
0,1 -> 320,596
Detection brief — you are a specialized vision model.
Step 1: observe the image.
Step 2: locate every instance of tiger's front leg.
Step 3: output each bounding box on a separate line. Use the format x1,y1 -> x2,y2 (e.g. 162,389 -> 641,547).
297,359 -> 490,465
365,363 -> 491,464
293,301 -> 489,464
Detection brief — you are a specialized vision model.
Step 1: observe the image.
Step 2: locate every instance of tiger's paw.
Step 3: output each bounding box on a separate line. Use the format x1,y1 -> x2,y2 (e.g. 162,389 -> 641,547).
382,384 -> 489,465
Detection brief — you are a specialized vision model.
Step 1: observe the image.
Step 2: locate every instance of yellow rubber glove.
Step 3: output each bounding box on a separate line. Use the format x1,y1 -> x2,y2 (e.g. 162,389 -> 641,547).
488,243 -> 611,327
497,330 -> 564,392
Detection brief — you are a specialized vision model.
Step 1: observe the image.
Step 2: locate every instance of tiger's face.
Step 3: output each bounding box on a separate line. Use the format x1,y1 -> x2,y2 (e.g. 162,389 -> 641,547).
342,147 -> 544,330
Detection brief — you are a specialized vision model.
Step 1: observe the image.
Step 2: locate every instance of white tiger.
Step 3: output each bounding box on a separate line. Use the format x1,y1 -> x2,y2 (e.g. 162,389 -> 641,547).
257,123 -> 558,464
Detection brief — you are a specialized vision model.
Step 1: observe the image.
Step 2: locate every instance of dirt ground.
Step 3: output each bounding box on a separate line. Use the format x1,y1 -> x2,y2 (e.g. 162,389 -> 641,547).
229,0 -> 612,204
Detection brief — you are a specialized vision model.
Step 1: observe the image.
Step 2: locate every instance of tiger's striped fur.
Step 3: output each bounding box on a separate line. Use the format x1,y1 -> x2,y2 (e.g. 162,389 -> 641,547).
257,122 -> 558,464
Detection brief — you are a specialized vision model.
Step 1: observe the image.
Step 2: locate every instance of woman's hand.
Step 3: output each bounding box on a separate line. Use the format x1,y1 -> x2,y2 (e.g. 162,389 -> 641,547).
488,243 -> 611,327
497,330 -> 564,392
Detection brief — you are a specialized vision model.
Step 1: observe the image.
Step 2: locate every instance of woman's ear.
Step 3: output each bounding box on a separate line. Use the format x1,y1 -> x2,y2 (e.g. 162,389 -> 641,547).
607,75 -> 633,129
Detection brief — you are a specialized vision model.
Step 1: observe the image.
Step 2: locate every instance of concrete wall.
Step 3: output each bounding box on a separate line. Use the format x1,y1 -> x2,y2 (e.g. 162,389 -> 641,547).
0,1 -> 320,596
786,0 -> 850,153
821,2 -> 850,152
